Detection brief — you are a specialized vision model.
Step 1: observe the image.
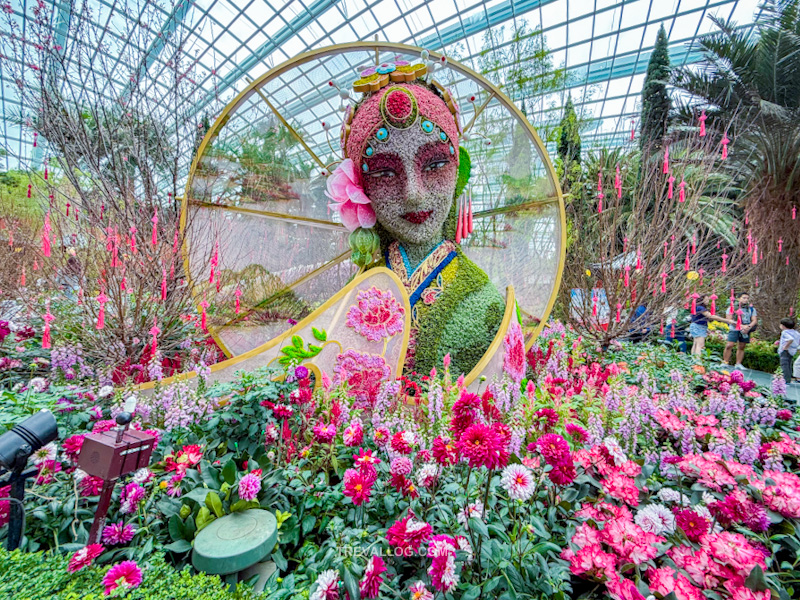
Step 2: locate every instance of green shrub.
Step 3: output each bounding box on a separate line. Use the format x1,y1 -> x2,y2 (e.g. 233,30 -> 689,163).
705,336 -> 781,373
0,550 -> 264,600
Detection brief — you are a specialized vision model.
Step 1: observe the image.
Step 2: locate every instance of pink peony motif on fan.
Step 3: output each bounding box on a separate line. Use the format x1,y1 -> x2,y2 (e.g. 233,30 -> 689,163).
325,158 -> 376,231
503,321 -> 526,383
346,286 -> 405,342
333,349 -> 391,407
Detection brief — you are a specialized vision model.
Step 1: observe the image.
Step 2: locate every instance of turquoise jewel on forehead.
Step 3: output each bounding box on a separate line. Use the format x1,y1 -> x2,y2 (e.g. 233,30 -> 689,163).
365,146 -> 374,157
376,127 -> 389,141
421,120 -> 434,133
439,131 -> 447,141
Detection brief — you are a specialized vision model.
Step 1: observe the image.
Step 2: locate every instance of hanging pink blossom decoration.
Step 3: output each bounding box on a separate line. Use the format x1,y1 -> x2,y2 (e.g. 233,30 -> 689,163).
96,290 -> 108,330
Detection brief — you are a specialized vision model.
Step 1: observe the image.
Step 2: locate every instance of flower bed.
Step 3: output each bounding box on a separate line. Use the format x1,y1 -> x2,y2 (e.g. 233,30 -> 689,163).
1,323 -> 798,600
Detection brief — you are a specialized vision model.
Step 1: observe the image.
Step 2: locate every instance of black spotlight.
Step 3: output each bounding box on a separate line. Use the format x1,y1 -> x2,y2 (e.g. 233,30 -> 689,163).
0,410 -> 58,550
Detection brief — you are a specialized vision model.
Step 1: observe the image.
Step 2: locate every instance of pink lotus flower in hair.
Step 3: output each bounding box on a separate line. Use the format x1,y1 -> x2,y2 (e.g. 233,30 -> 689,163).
326,159 -> 376,231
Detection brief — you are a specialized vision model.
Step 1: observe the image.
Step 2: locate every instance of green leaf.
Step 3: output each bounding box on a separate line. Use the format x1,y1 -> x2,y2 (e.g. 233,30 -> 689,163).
745,565 -> 769,592
292,335 -> 303,349
505,564 -> 525,592
183,488 -> 212,505
168,515 -> 185,542
302,515 -> 317,535
272,547 -> 288,571
164,539 -> 192,553
383,495 -> 395,514
312,327 -> 327,342
343,567 -> 360,600
469,517 -> 489,539
184,516 -> 197,539
278,356 -> 293,365
461,586 -> 482,600
230,499 -> 259,512
307,345 -> 322,356
530,541 -> 563,556
222,459 -> 236,485
205,491 -> 224,518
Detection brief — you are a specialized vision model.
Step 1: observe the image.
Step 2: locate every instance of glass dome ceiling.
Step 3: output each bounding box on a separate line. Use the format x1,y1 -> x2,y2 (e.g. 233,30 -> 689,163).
1,0 -> 765,171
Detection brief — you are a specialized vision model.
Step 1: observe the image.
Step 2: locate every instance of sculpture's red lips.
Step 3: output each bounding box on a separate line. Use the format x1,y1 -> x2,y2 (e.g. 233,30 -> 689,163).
402,211 -> 432,224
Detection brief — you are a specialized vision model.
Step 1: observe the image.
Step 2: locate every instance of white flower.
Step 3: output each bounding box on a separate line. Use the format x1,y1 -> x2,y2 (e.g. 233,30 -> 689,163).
73,468 -> 88,484
701,492 -> 716,505
603,436 -> 627,464
656,488 -> 690,504
32,442 -> 57,465
456,500 -> 484,526
694,505 -> 722,533
98,385 -> 114,398
29,377 -> 48,393
408,581 -> 434,600
500,464 -> 535,501
402,430 -> 416,447
456,536 -> 473,562
416,463 -> 439,489
634,504 -> 676,535
132,468 -> 152,484
310,569 -> 339,600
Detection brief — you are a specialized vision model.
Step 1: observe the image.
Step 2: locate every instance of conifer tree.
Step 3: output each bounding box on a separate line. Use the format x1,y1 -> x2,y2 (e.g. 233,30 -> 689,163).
557,95 -> 581,194
639,25 -> 672,152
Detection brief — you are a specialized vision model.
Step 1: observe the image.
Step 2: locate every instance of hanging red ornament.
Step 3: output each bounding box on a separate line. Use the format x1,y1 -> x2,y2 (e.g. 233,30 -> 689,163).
66,202 -> 70,216
41,211 -> 51,257
793,206 -> 797,220
752,243 -> 758,265
671,255 -> 675,271
150,317 -> 160,356
667,175 -> 675,199
161,267 -> 167,301
709,294 -> 718,316
591,290 -> 598,318
721,134 -> 730,159
33,132 -> 38,147
691,234 -> 696,255
20,265 -> 26,287
624,265 -> 630,287
100,204 -> 104,220
684,245 -> 690,271
678,180 -> 686,203
27,183 -> 31,198
209,241 -> 219,284
615,302 -> 622,323
660,272 -> 667,293
129,227 -> 137,254
467,190 -> 474,234
699,110 -> 707,137
151,207 -> 158,246
691,293 -> 700,315
663,145 -> 670,174
96,290 -> 108,330
663,241 -> 668,258
659,320 -> 664,335
199,299 -> 209,331
455,196 -> 463,244
615,164 -> 622,199
635,248 -> 642,270
235,286 -> 242,314
735,308 -> 743,330
173,227 -> 180,254
630,119 -> 635,142
721,252 -> 728,273
42,303 -> 55,349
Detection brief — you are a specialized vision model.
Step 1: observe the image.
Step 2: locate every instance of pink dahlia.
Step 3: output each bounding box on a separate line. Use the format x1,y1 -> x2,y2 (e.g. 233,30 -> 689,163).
343,419 -> 364,447
533,408 -> 559,432
68,543 -> 105,573
102,561 -> 142,596
80,475 -> 105,497
449,392 -> 480,441
62,434 -> 85,462
569,543 -> 616,581
549,459 -> 577,486
458,423 -> 508,470
533,433 -> 571,466
408,581 -> 434,600
35,459 -> 61,484
501,464 -> 535,501
313,422 -> 337,443
416,463 -> 439,489
432,437 -> 459,466
602,472 -> 641,507
359,555 -> 387,599
102,521 -> 136,545
343,468 -> 372,506
428,535 -> 458,592
605,576 -> 646,600
238,472 -> 261,501
390,456 -> 413,476
373,427 -> 390,446
391,430 -> 415,454
566,422 -> 588,444
325,159 -> 376,231
386,510 -> 432,555
0,485 -> 9,527
119,482 -> 145,514
502,321 -> 526,382
673,508 -> 709,542
311,569 -> 340,600
346,287 -> 405,342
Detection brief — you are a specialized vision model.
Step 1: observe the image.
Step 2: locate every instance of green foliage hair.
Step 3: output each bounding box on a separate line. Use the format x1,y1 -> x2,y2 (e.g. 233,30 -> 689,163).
444,145 -> 471,241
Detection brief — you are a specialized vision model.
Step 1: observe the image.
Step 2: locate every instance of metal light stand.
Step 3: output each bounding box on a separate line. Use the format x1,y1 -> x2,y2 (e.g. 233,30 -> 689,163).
0,445 -> 37,550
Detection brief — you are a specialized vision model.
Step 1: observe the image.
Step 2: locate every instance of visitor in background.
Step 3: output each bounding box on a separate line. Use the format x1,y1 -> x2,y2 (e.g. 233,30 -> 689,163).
627,304 -> 650,343
663,305 -> 688,353
776,317 -> 800,385
690,294 -> 735,356
723,292 -> 757,370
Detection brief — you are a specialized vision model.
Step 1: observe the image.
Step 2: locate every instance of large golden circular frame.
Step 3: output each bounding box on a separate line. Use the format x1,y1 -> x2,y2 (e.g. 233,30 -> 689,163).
182,41 -> 567,359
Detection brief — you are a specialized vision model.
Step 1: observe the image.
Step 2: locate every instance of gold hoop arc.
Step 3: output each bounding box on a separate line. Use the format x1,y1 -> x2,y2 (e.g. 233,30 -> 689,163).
182,41 -> 566,357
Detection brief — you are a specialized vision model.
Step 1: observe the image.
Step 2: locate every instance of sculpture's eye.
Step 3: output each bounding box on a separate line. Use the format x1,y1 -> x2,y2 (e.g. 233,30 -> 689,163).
423,159 -> 449,172
367,169 -> 397,178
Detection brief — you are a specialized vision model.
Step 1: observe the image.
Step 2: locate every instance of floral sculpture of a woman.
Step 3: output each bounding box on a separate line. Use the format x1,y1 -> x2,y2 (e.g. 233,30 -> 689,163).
328,63 -> 504,377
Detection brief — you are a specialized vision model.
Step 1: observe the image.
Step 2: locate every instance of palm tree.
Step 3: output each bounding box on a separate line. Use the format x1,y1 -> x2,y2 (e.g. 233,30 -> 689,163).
672,0 -> 800,334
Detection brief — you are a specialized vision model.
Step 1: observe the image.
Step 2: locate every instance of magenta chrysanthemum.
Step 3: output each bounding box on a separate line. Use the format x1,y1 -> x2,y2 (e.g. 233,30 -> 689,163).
102,561 -> 142,596
238,473 -> 261,501
346,287 -> 405,342
102,521 -> 136,545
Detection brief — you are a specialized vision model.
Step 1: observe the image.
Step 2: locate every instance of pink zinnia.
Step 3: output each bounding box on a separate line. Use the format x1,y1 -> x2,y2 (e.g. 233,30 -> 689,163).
67,544 -> 104,573
102,521 -> 136,545
238,473 -> 261,501
102,561 -> 142,596
343,469 -> 372,506
457,423 -> 508,470
386,510 -> 432,555
359,555 -> 387,599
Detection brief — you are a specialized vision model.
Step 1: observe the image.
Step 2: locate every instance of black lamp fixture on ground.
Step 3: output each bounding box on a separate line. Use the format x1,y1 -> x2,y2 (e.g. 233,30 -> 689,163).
0,410 -> 59,550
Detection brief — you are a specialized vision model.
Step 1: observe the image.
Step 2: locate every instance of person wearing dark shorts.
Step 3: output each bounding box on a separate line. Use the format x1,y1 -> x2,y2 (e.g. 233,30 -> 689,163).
777,318 -> 800,385
690,294 -> 734,356
724,292 -> 757,370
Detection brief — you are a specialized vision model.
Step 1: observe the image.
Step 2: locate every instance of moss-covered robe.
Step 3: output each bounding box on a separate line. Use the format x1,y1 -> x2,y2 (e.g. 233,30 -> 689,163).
383,239 -> 504,377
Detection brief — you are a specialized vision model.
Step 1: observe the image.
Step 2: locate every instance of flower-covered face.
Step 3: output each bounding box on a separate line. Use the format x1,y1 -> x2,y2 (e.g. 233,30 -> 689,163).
362,126 -> 457,247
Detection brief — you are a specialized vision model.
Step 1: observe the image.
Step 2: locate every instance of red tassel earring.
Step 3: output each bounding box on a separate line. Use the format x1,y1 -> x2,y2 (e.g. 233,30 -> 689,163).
467,190 -> 474,234
455,196 -> 463,244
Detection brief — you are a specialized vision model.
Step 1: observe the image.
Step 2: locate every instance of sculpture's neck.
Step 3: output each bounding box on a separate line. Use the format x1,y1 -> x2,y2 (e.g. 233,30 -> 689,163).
401,239 -> 442,272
